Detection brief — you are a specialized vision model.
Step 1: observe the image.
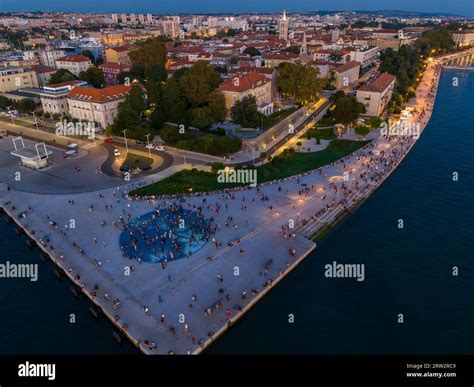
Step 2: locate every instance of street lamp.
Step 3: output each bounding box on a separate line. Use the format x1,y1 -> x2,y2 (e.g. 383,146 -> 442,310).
32,111 -> 39,130
145,133 -> 152,158
7,106 -> 14,125
122,129 -> 129,154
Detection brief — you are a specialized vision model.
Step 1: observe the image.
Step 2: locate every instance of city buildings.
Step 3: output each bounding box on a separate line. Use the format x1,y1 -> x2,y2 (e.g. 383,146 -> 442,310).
264,51 -> 299,68
334,61 -> 361,90
219,73 -> 273,117
163,17 -> 181,39
38,80 -> 88,116
55,55 -> 93,76
105,45 -> 136,66
99,62 -> 132,85
67,84 -> 134,128
0,67 -> 38,93
451,30 -> 474,47
357,72 -> 396,116
278,11 -> 289,42
348,46 -> 379,68
23,48 -> 65,68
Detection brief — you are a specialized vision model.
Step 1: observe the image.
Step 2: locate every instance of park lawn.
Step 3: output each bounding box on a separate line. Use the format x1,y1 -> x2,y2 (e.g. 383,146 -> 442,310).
258,140 -> 370,182
130,169 -> 241,196
262,107 -> 297,130
317,113 -> 337,127
129,139 -> 370,197
122,153 -> 153,169
302,127 -> 337,141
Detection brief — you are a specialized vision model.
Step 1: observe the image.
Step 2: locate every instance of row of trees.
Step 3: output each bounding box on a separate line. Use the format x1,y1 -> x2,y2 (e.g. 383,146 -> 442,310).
380,28 -> 455,113
48,66 -> 105,88
0,95 -> 36,113
149,61 -> 227,129
160,126 -> 242,156
107,38 -> 233,151
277,62 -> 325,105
329,91 -> 366,126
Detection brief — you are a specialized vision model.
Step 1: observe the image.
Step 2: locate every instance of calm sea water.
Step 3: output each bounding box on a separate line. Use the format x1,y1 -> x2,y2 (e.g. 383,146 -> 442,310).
0,69 -> 472,354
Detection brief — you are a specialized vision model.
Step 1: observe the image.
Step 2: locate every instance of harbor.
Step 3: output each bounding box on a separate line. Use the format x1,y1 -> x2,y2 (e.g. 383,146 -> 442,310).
0,52 -> 460,355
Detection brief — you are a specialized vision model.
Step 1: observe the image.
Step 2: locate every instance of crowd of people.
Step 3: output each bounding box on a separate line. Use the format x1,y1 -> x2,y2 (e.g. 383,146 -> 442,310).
2,55 -> 444,355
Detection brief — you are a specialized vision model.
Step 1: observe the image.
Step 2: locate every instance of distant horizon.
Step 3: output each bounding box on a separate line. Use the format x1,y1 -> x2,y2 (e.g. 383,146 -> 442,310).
1,0 -> 473,17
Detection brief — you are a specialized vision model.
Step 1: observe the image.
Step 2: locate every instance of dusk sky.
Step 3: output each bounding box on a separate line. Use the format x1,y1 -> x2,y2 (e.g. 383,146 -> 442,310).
1,0 -> 473,16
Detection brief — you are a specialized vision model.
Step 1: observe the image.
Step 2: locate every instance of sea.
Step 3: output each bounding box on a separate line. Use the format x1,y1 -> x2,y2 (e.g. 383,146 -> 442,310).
0,68 -> 472,354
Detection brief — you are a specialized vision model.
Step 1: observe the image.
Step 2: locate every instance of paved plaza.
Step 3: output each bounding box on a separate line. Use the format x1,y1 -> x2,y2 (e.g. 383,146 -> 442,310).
0,56 -> 444,354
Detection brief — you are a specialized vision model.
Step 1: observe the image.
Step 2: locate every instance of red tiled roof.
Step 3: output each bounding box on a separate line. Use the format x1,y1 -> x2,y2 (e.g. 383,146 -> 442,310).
316,49 -> 350,55
98,62 -> 132,70
31,65 -> 56,74
107,45 -> 136,52
229,66 -> 275,75
265,52 -> 299,60
68,84 -> 133,103
373,29 -> 399,34
358,72 -> 396,93
56,55 -> 91,63
45,80 -> 87,89
219,73 -> 269,93
335,61 -> 361,73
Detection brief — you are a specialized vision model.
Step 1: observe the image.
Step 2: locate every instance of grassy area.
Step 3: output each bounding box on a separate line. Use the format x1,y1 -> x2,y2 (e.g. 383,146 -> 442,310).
317,113 -> 337,127
301,127 -> 337,141
122,153 -> 153,169
130,169 -> 240,196
261,107 -> 297,130
258,140 -> 370,181
130,139 -> 370,197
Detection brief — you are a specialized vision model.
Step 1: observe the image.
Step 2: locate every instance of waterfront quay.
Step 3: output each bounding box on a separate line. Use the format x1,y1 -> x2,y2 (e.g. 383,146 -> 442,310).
0,55 -> 443,355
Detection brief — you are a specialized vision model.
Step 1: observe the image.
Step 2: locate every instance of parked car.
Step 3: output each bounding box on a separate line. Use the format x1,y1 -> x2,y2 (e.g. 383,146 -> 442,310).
136,140 -> 146,146
156,145 -> 167,151
120,164 -> 132,173
139,165 -> 152,172
145,143 -> 156,150
104,138 -> 113,143
113,149 -> 120,157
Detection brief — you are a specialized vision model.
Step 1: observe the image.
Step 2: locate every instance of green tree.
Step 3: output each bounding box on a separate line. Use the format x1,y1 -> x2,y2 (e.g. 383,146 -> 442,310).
355,125 -> 371,137
367,116 -> 383,128
159,126 -> 181,144
110,86 -> 147,138
48,69 -> 77,85
162,78 -> 187,124
190,107 -> 214,128
329,90 -> 345,104
283,45 -> 300,55
329,53 -> 342,63
79,67 -> 105,88
211,162 -> 225,174
243,47 -> 261,57
231,95 -> 262,128
145,64 -> 167,83
332,96 -> 366,125
17,98 -> 37,113
277,62 -> 324,104
129,37 -> 167,70
207,90 -> 227,123
0,96 -> 11,109
81,50 -> 95,62
179,61 -> 222,107
171,67 -> 189,82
